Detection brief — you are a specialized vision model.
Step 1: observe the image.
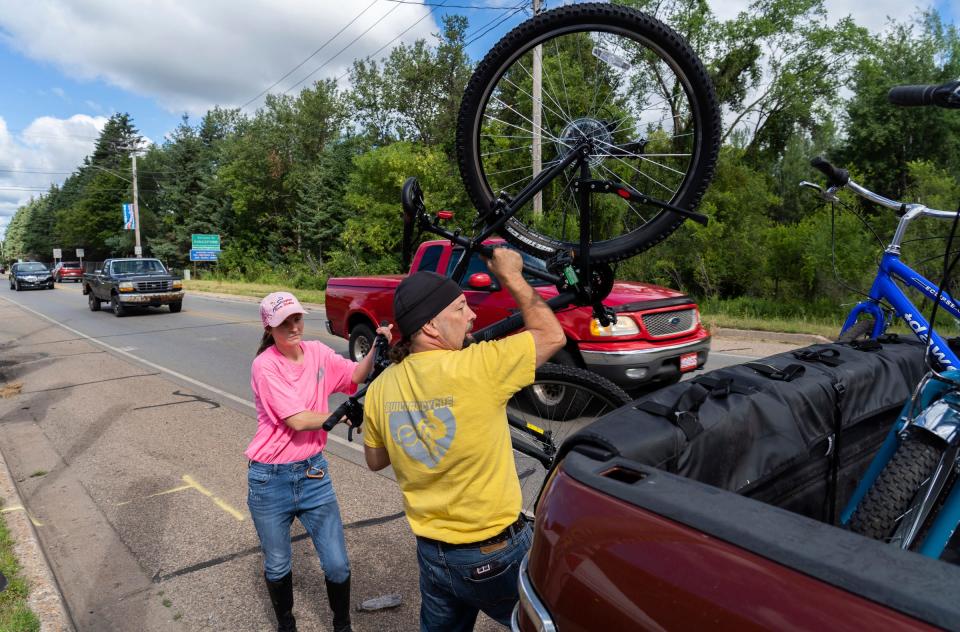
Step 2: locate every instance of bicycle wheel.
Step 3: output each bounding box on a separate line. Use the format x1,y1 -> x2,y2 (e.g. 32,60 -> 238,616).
848,431 -> 944,544
837,316 -> 877,343
509,363 -> 630,504
457,2 -> 720,264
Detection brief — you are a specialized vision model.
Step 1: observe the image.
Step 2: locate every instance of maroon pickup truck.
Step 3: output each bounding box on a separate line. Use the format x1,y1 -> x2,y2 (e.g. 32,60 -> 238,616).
514,338 -> 960,631
324,239 -> 711,393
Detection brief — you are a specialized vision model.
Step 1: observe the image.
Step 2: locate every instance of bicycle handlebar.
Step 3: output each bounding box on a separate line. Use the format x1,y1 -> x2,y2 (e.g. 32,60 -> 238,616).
888,80 -> 960,109
810,156 -> 849,188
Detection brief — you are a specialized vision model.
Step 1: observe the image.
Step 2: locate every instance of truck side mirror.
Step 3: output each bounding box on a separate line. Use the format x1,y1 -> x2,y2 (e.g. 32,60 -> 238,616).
467,272 -> 494,290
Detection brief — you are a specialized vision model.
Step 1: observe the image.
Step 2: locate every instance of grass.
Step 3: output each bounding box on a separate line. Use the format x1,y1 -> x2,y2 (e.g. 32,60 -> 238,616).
27,472 -> 45,479
183,279 -> 325,305
0,501 -> 40,632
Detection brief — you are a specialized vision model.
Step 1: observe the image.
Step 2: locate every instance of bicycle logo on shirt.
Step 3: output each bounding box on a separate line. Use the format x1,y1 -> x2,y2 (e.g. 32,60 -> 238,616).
388,407 -> 457,467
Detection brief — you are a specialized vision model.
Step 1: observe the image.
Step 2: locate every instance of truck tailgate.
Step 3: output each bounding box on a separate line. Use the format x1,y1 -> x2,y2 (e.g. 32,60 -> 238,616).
522,451 -> 959,631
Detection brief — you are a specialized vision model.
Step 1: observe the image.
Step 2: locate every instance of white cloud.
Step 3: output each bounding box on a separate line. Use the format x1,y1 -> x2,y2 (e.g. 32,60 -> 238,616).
0,115 -> 107,239
0,0 -> 442,116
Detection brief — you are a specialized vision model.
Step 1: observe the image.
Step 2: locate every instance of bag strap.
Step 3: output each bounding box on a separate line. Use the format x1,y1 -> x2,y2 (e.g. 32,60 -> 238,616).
847,339 -> 882,352
792,348 -> 844,367
691,374 -> 755,397
745,362 -> 806,381
635,383 -> 710,441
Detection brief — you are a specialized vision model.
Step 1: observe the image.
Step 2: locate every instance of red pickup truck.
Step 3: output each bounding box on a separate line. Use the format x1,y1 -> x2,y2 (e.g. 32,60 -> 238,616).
324,240 -> 711,393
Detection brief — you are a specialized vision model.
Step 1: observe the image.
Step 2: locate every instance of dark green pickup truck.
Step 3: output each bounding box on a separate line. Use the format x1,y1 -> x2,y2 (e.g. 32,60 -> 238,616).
82,258 -> 184,316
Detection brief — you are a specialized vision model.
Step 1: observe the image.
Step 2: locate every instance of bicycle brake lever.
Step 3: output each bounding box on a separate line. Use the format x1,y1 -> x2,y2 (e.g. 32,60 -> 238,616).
799,181 -> 840,203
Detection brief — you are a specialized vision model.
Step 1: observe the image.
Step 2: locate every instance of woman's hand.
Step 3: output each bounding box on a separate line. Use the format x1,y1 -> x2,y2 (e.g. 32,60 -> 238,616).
375,323 -> 393,344
351,323 -> 393,384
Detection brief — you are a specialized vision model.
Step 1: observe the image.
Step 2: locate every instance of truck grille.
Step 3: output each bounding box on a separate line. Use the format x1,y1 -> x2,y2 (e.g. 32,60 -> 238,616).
642,309 -> 696,337
135,280 -> 173,292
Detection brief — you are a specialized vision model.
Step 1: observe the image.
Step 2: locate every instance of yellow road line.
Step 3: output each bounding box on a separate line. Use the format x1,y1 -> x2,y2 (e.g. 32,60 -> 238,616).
182,474 -> 245,521
115,484 -> 194,507
1,505 -> 45,526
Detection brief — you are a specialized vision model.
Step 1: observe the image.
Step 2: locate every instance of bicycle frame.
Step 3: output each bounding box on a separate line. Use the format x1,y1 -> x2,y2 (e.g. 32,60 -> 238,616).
816,169 -> 960,557
841,252 -> 960,370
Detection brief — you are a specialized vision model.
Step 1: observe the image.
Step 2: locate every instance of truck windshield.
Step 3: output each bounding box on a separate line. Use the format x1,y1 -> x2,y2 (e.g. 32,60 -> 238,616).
112,260 -> 166,275
446,247 -> 549,287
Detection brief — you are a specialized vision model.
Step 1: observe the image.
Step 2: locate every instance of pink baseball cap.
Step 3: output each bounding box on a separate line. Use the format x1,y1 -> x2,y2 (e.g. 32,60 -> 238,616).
260,292 -> 307,328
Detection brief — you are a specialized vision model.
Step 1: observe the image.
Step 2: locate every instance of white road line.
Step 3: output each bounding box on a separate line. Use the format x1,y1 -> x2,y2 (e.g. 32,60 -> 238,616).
0,295 -> 362,453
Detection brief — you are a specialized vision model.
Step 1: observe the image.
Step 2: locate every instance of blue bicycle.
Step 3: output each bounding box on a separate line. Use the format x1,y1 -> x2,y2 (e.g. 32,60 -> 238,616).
802,79 -> 960,559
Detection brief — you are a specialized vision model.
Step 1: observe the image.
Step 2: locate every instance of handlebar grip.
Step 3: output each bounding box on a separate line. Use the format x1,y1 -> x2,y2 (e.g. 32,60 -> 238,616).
322,408 -> 345,431
887,84 -> 938,107
888,81 -> 960,109
810,156 -> 849,187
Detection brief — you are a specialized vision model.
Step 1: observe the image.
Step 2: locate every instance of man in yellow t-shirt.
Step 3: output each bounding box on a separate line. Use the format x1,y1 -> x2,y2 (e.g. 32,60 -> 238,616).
363,247 -> 565,630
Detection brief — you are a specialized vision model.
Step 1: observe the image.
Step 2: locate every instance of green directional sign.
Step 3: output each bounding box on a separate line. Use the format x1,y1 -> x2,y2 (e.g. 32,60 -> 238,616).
191,234 -> 221,250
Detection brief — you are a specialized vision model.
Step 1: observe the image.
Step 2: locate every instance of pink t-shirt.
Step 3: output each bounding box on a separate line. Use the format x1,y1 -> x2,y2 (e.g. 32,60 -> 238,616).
246,340 -> 358,463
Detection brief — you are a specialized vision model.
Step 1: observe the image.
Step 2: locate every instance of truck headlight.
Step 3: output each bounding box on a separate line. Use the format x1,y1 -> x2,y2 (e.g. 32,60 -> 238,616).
119,281 -> 134,292
172,280 -> 182,290
590,315 -> 640,336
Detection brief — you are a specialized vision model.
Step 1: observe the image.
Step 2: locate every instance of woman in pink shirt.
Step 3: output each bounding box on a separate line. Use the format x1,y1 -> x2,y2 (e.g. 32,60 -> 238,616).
247,291 -> 390,632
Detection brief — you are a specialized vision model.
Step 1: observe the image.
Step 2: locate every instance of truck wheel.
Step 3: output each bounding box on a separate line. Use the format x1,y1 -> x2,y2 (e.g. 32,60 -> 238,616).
111,295 -> 126,317
349,324 -> 375,362
169,302 -> 182,313
518,363 -> 630,423
88,293 -> 101,311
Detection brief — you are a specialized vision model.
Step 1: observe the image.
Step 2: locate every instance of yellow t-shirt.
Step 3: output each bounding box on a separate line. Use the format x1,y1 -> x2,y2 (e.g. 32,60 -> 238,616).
363,332 -> 536,544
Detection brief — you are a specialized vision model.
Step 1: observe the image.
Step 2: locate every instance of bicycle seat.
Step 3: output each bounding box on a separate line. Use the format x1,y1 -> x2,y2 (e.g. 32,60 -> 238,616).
401,177 -> 426,224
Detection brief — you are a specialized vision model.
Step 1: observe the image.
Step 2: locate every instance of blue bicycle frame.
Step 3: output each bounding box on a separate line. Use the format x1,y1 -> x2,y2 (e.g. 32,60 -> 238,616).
811,175 -> 960,558
840,252 -> 960,371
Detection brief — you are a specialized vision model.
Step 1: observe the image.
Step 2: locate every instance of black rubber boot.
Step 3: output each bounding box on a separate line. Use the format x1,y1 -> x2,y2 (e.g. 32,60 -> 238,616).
325,575 -> 352,632
265,571 -> 297,632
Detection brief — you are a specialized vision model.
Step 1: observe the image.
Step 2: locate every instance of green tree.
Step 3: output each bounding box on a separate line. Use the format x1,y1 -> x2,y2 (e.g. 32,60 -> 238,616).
838,11 -> 960,198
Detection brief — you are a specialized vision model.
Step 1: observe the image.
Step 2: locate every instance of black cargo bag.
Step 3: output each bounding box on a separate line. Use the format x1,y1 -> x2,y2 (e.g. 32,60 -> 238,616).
560,337 -> 928,523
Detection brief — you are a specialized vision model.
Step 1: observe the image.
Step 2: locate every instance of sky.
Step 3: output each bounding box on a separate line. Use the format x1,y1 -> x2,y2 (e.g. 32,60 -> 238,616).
0,0 -> 957,241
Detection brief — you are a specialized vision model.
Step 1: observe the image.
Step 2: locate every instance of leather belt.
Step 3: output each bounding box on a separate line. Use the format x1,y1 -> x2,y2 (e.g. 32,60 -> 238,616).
419,515 -> 528,550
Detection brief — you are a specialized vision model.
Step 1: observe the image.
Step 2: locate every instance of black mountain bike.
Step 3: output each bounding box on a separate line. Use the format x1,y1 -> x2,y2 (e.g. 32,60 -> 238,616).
326,2 -> 720,505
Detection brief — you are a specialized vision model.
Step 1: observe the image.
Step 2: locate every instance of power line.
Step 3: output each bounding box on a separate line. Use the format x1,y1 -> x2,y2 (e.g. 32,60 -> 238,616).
282,1 -> 407,96
239,0 -> 380,111
335,0 -> 451,82
464,3 -> 526,47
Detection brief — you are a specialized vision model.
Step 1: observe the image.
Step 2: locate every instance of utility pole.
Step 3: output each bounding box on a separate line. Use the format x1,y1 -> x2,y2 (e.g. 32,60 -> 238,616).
532,0 -> 543,216
131,154 -> 142,258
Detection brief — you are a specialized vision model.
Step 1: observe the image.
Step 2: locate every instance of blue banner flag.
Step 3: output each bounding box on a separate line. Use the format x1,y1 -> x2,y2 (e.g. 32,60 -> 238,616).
122,203 -> 136,230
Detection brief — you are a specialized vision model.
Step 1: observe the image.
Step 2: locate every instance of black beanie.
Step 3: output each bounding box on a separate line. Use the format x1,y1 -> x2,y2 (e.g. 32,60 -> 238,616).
394,271 -> 463,339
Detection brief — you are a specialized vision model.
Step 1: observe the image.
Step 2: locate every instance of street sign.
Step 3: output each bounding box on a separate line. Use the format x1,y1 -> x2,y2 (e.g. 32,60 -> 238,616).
134,246 -> 143,256
76,249 -> 84,258
190,249 -> 219,262
53,248 -> 62,259
191,234 -> 221,250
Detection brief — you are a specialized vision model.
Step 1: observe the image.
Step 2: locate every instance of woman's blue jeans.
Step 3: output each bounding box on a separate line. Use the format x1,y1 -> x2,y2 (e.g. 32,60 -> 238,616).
247,452 -> 350,583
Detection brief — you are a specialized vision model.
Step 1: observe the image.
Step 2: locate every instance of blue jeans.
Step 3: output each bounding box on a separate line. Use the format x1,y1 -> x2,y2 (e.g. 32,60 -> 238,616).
416,523 -> 532,631
247,452 -> 350,583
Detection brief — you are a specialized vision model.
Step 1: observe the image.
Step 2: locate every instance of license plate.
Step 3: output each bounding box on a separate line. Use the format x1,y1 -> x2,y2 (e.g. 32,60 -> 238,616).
679,352 -> 698,372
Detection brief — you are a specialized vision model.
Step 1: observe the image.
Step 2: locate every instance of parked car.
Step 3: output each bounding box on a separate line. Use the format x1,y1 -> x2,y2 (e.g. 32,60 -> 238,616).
325,239 -> 711,394
52,261 -> 84,283
8,262 -> 54,291
82,258 -> 183,316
